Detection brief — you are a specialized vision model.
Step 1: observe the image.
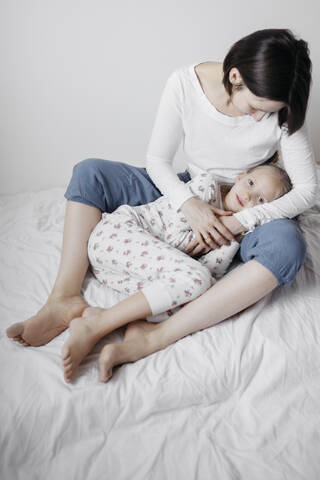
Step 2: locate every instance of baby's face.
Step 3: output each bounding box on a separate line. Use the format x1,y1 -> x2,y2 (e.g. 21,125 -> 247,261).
223,167 -> 283,213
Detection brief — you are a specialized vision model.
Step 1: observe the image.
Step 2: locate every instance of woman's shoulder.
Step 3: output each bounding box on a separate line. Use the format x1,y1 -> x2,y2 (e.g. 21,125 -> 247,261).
194,61 -> 222,83
171,60 -> 220,78
162,61 -> 223,113
194,61 -> 221,74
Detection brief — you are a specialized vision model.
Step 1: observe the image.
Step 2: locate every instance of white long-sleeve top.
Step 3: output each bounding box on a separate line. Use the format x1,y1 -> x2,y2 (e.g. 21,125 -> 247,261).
146,62 -> 318,231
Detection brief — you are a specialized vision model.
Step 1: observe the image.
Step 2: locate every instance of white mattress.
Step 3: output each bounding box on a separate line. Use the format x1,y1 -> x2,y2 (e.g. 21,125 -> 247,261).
1,181 -> 320,480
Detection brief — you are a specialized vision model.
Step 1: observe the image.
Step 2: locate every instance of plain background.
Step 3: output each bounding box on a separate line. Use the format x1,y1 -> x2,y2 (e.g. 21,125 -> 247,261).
0,0 -> 319,195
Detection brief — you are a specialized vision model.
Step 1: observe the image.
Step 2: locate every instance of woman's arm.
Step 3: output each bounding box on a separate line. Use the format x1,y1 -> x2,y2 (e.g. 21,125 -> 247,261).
146,69 -> 195,211
232,123 -> 318,232
146,69 -> 234,250
218,214 -> 245,236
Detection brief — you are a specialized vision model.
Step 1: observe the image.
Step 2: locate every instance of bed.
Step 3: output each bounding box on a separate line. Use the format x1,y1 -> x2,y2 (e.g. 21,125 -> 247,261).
1,171 -> 320,480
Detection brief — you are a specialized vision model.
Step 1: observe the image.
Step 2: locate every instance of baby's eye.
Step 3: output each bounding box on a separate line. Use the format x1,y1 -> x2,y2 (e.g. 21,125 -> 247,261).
248,179 -> 254,186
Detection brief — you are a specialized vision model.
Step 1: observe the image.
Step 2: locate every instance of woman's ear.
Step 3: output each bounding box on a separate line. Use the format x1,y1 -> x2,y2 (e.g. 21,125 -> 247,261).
229,67 -> 243,86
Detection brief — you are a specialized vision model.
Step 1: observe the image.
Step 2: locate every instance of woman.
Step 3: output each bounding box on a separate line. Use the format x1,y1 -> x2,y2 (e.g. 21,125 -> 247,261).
7,29 -> 317,373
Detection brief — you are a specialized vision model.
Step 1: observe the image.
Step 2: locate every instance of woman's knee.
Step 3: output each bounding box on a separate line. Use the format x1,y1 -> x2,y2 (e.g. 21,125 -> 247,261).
65,158 -> 162,212
73,158 -> 109,176
72,158 -> 112,194
64,158 -> 109,210
240,219 -> 306,286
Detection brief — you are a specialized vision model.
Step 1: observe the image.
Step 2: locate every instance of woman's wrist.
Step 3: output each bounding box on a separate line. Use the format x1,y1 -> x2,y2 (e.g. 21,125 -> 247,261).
179,195 -> 198,213
219,215 -> 246,236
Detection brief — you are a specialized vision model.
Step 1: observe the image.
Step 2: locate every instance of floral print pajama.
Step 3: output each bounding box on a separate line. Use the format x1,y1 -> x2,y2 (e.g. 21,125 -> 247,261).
88,172 -> 240,316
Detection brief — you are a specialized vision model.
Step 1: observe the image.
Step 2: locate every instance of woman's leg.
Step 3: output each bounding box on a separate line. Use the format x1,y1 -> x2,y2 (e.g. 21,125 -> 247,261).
7,158 -> 180,346
96,260 -> 277,380
62,292 -> 152,382
6,201 -> 101,346
97,218 -> 307,381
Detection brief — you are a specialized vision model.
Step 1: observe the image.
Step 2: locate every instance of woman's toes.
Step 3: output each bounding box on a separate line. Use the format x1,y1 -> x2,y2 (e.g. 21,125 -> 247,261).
63,354 -> 72,364
99,365 -> 112,383
99,346 -> 117,382
15,337 -> 29,346
64,365 -> 73,380
61,344 -> 71,361
99,360 -> 108,382
64,365 -> 73,375
63,359 -> 72,369
63,359 -> 72,370
6,322 -> 24,339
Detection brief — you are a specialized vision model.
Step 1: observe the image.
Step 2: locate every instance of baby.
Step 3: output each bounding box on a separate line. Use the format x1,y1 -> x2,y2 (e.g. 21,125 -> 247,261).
62,163 -> 292,382
88,163 -> 292,290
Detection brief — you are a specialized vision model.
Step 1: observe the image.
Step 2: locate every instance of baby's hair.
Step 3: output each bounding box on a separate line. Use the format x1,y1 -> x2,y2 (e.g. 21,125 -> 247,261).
248,164 -> 292,198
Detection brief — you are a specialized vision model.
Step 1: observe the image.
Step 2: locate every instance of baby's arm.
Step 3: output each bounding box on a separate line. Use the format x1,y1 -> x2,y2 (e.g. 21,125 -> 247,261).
186,171 -> 219,205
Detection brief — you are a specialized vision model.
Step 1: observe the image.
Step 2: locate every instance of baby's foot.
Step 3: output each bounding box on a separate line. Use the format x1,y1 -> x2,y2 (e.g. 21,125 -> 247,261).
98,320 -> 158,382
6,295 -> 88,347
61,307 -> 105,382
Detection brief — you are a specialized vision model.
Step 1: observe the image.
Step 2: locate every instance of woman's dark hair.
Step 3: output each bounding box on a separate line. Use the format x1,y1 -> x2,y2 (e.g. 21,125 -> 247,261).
222,29 -> 312,135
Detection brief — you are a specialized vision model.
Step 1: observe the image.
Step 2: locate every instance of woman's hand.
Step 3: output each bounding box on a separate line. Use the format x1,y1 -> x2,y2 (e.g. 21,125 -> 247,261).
180,196 -> 235,256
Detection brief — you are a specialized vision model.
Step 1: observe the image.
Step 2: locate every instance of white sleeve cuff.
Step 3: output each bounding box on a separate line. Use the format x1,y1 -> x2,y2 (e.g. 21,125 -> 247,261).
233,210 -> 257,232
142,284 -> 174,316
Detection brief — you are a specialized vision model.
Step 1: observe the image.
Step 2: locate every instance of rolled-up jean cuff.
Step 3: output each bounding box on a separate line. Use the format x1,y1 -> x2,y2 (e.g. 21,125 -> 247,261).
141,284 -> 173,316
66,195 -> 102,209
239,218 -> 307,287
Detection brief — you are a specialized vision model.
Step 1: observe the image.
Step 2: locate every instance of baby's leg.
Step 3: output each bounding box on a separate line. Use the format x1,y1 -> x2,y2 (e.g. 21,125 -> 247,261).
63,218 -> 212,381
89,214 -> 213,313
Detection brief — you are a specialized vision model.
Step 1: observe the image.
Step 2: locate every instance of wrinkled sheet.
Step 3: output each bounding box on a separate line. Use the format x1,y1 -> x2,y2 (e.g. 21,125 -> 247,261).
0,180 -> 320,480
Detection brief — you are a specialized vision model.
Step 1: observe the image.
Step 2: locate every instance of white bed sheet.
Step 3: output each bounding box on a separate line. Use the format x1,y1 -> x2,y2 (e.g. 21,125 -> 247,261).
1,180 -> 320,480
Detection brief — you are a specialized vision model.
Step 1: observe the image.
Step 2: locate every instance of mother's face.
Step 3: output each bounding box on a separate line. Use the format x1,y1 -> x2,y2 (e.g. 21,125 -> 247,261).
229,68 -> 286,122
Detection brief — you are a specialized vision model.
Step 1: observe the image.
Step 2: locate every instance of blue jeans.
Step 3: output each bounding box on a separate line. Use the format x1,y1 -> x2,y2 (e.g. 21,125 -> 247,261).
65,158 -> 307,286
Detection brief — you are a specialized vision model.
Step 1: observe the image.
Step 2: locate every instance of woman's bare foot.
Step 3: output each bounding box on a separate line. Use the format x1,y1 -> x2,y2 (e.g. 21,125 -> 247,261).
61,307 -> 105,382
98,320 -> 159,382
6,295 -> 88,347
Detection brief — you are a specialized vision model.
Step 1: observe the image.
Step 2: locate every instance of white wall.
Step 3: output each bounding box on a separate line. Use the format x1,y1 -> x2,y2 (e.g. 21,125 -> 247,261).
0,0 -> 319,194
